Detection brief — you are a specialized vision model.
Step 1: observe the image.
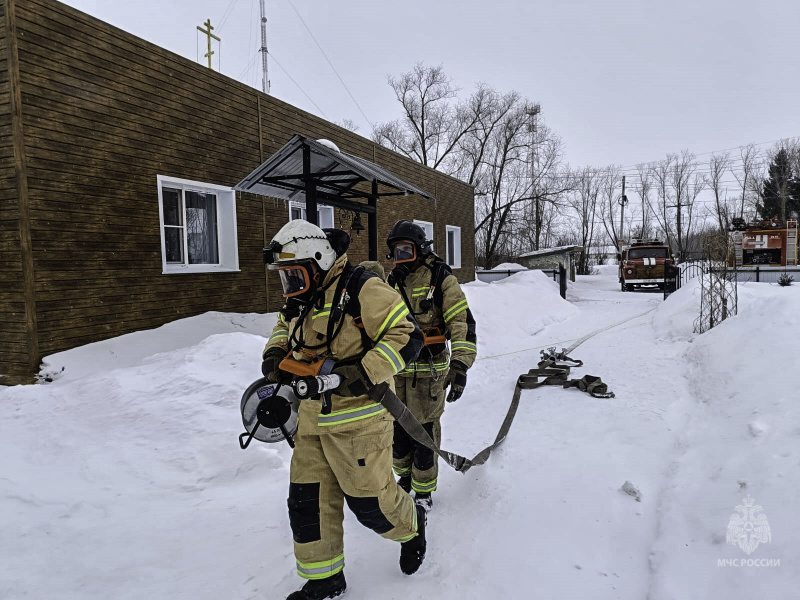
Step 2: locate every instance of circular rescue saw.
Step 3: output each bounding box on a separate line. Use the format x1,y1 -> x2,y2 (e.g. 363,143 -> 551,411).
238,357 -> 341,450
238,380 -> 300,449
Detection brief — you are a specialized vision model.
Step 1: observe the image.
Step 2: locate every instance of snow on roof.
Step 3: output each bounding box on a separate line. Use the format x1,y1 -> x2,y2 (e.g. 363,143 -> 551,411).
518,245 -> 583,258
490,262 -> 527,271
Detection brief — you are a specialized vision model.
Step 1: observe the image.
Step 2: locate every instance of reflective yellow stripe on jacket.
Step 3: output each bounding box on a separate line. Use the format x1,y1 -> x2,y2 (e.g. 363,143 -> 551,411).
372,301 -> 410,342
443,298 -> 469,323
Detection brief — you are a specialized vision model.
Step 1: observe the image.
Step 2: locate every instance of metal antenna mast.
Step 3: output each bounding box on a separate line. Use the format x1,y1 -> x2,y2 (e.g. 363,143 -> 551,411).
259,0 -> 270,93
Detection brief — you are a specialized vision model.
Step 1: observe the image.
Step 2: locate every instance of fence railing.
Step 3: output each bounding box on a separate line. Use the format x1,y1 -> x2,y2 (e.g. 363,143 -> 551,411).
735,266 -> 800,284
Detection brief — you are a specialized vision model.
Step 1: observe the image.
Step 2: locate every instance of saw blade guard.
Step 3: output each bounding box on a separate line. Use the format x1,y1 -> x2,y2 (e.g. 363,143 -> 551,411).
240,379 -> 299,444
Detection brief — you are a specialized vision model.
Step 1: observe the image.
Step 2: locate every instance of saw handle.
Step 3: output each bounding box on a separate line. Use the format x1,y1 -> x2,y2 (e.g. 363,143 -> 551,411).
294,374 -> 343,400
294,374 -> 343,416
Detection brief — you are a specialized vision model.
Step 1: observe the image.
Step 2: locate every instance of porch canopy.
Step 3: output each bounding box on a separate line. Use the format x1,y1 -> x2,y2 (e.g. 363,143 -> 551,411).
235,134 -> 436,260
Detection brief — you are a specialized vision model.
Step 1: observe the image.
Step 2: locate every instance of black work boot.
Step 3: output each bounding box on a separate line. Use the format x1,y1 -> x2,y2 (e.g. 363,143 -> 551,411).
398,475 -> 411,493
400,504 -> 427,575
414,491 -> 433,512
286,572 -> 346,600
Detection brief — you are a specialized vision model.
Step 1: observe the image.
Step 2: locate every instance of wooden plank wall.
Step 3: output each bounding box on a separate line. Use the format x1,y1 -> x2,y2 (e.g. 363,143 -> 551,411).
3,0 -> 474,381
14,0 -> 270,358
0,0 -> 32,383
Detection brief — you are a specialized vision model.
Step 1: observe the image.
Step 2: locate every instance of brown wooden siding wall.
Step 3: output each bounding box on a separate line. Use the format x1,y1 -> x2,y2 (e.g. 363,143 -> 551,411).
0,0 -> 32,382
0,0 -> 474,383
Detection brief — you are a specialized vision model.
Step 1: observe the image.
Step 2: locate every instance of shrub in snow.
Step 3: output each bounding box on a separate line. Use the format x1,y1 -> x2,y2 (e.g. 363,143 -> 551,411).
777,273 -> 794,286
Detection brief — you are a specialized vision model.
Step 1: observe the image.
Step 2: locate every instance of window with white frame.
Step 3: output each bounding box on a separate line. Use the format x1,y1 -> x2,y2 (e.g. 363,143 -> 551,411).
289,201 -> 334,229
446,225 -> 462,269
157,176 -> 239,274
413,219 -> 434,250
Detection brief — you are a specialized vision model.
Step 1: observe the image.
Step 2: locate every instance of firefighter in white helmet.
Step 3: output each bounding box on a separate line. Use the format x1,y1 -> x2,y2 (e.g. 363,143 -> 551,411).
260,219 -> 428,600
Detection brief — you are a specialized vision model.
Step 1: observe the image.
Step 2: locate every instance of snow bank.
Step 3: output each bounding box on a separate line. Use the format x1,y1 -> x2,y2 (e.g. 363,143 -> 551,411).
463,269 -> 578,357
0,269 -> 583,599
652,276 -> 702,341
39,311 -> 276,383
648,282 -> 800,599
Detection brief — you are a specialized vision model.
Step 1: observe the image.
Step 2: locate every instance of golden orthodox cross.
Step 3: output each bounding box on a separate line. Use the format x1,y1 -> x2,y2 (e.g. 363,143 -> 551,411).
197,19 -> 220,70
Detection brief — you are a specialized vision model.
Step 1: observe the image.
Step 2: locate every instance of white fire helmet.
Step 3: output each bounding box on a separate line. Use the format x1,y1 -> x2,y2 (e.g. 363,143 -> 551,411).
266,220 -> 337,298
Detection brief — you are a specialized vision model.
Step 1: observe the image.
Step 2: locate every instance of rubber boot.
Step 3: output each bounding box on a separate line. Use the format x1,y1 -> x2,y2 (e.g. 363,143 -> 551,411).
398,475 -> 411,494
399,504 -> 427,575
286,572 -> 346,600
414,491 -> 433,512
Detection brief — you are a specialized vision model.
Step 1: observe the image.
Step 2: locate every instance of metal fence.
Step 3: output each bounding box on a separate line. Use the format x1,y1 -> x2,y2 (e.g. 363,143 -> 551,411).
735,266 -> 800,284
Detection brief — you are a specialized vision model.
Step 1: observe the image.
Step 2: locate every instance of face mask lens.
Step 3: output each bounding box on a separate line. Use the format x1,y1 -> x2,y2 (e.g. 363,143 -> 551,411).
278,266 -> 310,297
393,241 -> 416,263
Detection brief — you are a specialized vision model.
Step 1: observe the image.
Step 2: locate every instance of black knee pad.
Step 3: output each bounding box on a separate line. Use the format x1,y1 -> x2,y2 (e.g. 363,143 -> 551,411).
288,482 -> 321,543
344,495 -> 394,535
393,421 -> 413,460
413,422 -> 436,471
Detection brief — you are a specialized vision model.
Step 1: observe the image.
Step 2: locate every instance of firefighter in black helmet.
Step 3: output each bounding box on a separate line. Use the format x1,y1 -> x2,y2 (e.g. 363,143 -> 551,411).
385,220 -> 477,511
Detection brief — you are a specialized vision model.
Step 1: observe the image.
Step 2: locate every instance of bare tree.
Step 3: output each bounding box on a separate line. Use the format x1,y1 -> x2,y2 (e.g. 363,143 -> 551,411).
705,152 -> 732,231
372,63 -> 485,173
568,167 -> 601,274
524,124 -> 573,250
336,119 -> 359,133
682,172 -> 706,258
667,150 -> 701,261
451,87 -> 520,186
598,166 -> 624,251
648,156 -> 675,250
635,163 -> 653,240
473,103 -> 533,268
732,144 -> 759,219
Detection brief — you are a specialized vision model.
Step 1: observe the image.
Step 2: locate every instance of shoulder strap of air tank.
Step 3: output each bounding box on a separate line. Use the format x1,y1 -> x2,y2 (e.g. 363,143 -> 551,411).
431,259 -> 453,309
341,264 -> 378,350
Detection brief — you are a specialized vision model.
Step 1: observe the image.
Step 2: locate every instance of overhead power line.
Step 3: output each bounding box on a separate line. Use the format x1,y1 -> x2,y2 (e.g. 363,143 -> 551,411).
268,50 -> 329,118
217,0 -> 242,33
285,0 -> 373,128
617,136 -> 798,170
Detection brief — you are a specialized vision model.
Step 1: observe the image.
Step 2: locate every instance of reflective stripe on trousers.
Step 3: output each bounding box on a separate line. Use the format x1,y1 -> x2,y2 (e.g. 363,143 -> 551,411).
296,554 -> 345,580
412,477 -> 437,493
317,402 -> 387,426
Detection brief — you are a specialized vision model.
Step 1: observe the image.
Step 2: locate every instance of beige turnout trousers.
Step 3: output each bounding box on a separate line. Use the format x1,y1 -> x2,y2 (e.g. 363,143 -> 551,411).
392,373 -> 447,494
289,409 -> 418,580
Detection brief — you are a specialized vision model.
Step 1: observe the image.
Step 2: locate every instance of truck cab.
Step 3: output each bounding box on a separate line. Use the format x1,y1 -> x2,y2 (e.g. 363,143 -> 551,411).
618,240 -> 678,292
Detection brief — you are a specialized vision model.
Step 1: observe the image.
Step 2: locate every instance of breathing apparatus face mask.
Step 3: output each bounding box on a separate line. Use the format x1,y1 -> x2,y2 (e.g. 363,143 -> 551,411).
391,241 -> 417,264
277,262 -> 319,299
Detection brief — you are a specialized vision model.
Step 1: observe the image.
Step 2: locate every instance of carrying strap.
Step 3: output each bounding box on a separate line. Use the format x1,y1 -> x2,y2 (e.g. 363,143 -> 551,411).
369,349 -> 614,474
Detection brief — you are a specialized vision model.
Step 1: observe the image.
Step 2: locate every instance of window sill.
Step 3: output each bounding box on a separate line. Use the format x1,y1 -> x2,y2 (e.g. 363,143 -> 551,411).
162,265 -> 241,275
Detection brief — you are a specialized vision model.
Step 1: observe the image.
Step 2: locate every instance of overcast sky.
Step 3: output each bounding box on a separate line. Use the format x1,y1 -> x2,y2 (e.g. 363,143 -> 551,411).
60,0 -> 798,174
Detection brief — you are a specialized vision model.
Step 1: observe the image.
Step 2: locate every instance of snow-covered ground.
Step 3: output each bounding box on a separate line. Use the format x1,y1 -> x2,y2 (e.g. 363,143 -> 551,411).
2,270 -> 798,599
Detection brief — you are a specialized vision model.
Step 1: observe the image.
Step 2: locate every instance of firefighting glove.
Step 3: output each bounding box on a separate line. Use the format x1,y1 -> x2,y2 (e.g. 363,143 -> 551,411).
332,362 -> 374,398
261,347 -> 289,384
443,360 -> 468,403
387,264 -> 411,288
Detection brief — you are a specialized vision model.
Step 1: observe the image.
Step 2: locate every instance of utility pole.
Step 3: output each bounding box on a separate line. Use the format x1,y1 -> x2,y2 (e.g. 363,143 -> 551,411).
526,104 -> 541,249
197,19 -> 220,70
618,175 -> 628,245
259,0 -> 270,94
676,193 -> 682,262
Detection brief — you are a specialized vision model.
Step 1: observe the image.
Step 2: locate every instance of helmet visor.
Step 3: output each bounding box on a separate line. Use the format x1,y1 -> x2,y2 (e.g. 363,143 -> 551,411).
392,241 -> 417,264
278,265 -> 312,298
